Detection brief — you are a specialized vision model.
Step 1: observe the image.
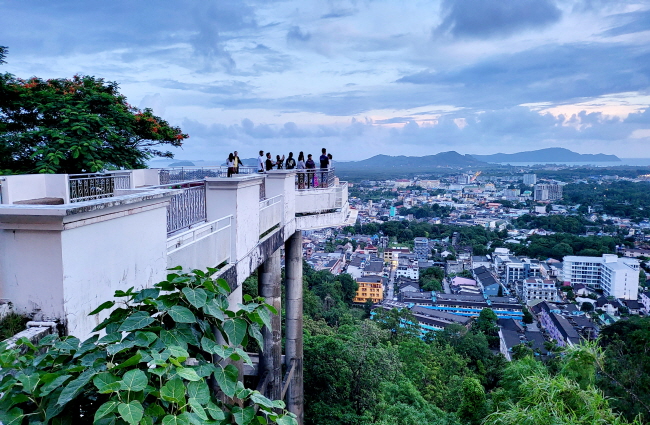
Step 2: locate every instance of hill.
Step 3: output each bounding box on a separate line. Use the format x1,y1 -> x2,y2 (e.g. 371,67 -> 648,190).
471,147 -> 620,163
335,151 -> 486,172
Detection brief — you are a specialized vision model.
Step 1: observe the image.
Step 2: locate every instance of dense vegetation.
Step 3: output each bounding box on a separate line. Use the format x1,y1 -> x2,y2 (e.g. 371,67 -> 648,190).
506,233 -> 626,260
513,214 -> 591,234
563,181 -> 650,221
0,269 -> 296,425
292,263 -> 648,425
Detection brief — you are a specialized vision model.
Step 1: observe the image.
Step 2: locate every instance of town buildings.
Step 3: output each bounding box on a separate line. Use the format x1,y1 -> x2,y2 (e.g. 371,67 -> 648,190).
353,276 -> 384,304
522,278 -> 559,304
563,254 -> 639,299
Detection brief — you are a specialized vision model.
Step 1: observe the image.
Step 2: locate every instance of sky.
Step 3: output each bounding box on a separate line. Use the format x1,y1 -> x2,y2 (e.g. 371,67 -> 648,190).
1,0 -> 650,161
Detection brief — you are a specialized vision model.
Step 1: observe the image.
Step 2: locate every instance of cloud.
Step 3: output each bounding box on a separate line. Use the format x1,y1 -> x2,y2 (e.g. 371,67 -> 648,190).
435,0 -> 562,38
286,26 -> 312,44
602,9 -> 650,36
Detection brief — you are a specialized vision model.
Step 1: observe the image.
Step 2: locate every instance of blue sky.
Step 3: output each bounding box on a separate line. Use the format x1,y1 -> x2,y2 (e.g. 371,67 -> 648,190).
1,0 -> 649,161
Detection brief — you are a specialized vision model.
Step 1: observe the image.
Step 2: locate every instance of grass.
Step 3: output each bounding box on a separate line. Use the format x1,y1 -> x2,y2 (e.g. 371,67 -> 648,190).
0,311 -> 29,340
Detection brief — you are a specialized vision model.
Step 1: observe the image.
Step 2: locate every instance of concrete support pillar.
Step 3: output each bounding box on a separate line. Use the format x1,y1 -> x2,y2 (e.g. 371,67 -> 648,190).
284,230 -> 304,424
258,248 -> 282,400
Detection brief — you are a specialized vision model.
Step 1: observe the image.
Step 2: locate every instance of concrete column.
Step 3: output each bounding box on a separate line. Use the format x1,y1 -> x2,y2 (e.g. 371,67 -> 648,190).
258,248 -> 282,400
284,230 -> 304,424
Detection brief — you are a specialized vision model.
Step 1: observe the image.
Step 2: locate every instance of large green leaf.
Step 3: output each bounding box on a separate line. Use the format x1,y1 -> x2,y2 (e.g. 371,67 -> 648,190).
134,288 -> 160,303
39,374 -> 72,397
94,400 -> 119,422
249,392 -> 275,409
57,368 -> 97,406
187,380 -> 210,404
167,345 -> 189,360
182,287 -> 208,309
168,306 -> 196,323
89,300 -> 115,315
93,372 -> 120,393
205,401 -> 226,421
113,352 -> 142,370
248,323 -> 264,351
213,365 -> 238,397
54,336 -> 80,352
120,369 -> 148,392
275,416 -> 298,425
134,331 -> 158,347
223,318 -> 248,346
160,378 -> 186,404
161,414 -> 190,425
0,407 -> 23,425
118,311 -> 155,332
203,299 -> 226,321
17,372 -> 39,394
118,400 -> 144,425
188,397 -> 209,420
176,367 -> 201,382
231,406 -> 255,425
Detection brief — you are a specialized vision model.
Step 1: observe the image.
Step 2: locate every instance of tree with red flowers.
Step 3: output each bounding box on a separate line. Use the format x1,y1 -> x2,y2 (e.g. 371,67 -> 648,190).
0,71 -> 188,174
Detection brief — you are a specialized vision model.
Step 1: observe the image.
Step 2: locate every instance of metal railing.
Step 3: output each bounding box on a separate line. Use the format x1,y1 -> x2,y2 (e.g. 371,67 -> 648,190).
167,215 -> 233,259
69,172 -> 131,202
259,194 -> 283,235
159,166 -> 257,184
295,167 -> 335,190
149,180 -> 207,235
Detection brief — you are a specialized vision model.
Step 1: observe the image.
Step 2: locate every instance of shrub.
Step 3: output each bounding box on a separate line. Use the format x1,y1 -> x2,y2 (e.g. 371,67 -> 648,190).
0,267 -> 297,425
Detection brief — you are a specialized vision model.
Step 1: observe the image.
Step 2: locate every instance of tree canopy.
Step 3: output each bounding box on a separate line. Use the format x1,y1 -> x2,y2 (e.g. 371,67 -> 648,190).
0,73 -> 187,174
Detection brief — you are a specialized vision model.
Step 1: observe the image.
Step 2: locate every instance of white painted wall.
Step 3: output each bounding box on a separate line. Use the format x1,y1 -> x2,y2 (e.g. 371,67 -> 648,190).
131,169 -> 161,187
60,206 -> 168,337
1,174 -> 69,204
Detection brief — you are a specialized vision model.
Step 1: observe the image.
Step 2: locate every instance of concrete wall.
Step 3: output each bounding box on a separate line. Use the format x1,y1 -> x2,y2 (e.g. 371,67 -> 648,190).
131,169 -> 161,187
60,205 -> 168,337
167,220 -> 232,271
0,174 -> 69,204
295,188 -> 338,213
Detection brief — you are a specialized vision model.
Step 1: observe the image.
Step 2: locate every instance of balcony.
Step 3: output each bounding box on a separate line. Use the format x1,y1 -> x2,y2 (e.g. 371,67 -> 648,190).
0,167 -> 352,338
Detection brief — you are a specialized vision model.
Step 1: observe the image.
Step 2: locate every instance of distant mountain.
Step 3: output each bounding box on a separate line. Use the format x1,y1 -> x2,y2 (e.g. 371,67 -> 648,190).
335,151 -> 486,171
471,148 -> 620,163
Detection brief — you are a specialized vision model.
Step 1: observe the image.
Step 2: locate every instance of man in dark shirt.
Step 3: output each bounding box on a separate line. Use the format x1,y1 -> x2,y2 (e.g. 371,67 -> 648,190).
319,148 -> 329,187
265,152 -> 275,171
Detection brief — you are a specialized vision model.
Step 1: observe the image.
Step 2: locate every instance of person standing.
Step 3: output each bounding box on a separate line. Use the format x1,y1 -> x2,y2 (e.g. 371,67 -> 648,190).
276,154 -> 285,169
319,148 -> 329,188
306,153 -> 316,188
258,150 -> 265,173
285,152 -> 296,170
265,152 -> 276,171
233,151 -> 241,174
227,153 -> 235,177
296,152 -> 305,189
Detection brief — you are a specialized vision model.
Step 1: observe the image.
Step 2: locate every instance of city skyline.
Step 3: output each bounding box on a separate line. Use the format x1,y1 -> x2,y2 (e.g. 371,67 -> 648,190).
1,0 -> 649,161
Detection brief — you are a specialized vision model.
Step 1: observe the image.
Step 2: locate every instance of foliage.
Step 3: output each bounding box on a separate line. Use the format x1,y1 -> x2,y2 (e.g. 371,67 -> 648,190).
506,232 -> 622,260
0,46 -> 7,65
522,307 -> 533,324
563,181 -> 650,221
513,214 -> 589,234
0,74 -> 187,174
473,308 -> 500,349
372,307 -> 420,342
457,377 -> 486,425
0,268 -> 296,425
0,310 -> 29,340
420,266 -> 444,292
597,317 -> 650,421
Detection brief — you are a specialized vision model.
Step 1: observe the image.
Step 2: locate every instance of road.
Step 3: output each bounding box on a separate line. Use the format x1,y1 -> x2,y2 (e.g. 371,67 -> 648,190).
386,267 -> 396,300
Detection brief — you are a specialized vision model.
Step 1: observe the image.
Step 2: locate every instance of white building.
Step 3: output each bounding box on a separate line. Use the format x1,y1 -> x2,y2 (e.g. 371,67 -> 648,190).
505,258 -> 545,284
563,254 -> 639,300
396,257 -> 419,280
523,174 -> 537,185
522,278 -> 559,304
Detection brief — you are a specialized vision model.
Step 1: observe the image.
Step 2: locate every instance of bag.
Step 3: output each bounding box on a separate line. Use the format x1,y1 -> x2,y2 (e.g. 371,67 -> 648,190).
313,175 -> 319,187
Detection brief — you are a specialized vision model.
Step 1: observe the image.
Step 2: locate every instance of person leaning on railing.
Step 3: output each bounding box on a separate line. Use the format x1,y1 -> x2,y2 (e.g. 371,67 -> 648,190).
305,154 -> 316,188
296,152 -> 306,189
319,148 -> 329,188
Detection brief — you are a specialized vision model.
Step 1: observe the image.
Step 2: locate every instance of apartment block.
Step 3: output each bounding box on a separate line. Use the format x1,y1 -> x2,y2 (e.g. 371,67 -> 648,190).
563,254 -> 639,300
353,276 -> 384,304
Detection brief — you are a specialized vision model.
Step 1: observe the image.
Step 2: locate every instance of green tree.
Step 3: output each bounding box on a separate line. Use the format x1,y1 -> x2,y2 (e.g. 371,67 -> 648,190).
581,301 -> 594,312
473,308 -> 500,349
372,307 -> 420,341
457,377 -> 486,425
0,46 -> 7,65
0,74 -> 187,174
522,307 -> 534,324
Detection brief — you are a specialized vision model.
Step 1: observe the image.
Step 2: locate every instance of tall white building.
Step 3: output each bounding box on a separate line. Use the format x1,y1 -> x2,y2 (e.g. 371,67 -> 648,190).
563,254 -> 639,300
523,278 -> 559,304
523,174 -> 537,185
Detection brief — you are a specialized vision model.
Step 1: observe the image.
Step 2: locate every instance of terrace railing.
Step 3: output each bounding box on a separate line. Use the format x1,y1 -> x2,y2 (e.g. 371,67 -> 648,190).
295,167 -> 335,190
149,180 -> 207,235
69,172 -> 131,203
159,166 -> 257,184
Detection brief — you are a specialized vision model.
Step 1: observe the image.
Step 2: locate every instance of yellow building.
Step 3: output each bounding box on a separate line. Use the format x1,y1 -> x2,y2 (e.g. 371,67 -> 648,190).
383,247 -> 410,267
353,276 -> 384,304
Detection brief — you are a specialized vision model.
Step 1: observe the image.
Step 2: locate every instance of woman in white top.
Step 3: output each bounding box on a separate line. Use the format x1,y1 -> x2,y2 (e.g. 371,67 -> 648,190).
296,151 -> 306,189
227,153 -> 235,177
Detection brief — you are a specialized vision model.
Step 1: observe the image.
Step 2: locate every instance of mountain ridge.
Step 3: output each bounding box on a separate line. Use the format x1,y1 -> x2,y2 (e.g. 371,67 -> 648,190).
471,147 -> 620,163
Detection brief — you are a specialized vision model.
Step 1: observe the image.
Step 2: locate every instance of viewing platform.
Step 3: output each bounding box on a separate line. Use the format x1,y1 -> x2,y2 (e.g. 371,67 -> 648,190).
0,167 -> 354,337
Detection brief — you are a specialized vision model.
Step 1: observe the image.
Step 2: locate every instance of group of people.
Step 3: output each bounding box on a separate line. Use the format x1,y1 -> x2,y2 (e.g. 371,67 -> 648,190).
257,148 -> 332,188
225,148 -> 334,188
